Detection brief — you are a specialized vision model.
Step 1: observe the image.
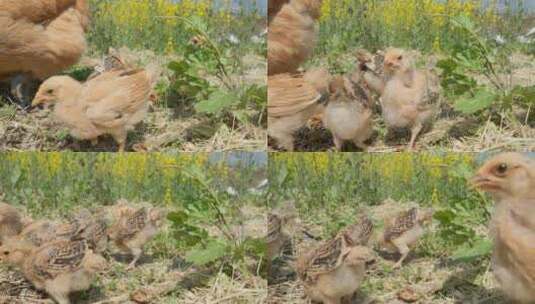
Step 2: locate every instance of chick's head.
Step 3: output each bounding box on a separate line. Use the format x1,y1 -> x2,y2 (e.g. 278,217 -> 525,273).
344,245 -> 375,267
149,208 -> 166,227
384,48 -> 407,73
32,76 -> 79,106
0,239 -> 32,266
472,153 -> 534,201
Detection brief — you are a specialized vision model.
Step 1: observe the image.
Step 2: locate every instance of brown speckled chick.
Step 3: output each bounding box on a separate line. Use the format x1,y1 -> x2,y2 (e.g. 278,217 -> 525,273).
382,207 -> 434,268
0,239 -> 107,304
324,75 -> 373,151
267,213 -> 288,261
0,203 -> 25,245
17,209 -> 108,253
381,48 -> 440,150
337,214 -> 374,246
296,230 -> 375,304
108,206 -> 165,270
471,152 -> 535,303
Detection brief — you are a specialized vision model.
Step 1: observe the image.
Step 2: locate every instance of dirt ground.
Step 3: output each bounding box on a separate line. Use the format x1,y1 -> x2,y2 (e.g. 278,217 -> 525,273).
268,199 -> 508,304
0,50 -> 266,152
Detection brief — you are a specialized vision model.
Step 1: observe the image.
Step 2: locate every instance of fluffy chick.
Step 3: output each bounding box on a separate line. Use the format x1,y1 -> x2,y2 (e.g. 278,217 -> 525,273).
268,68 -> 331,151
0,239 -> 107,304
381,48 -> 439,150
108,206 -> 164,270
31,68 -> 155,151
471,152 -> 535,303
381,207 -> 434,268
268,0 -> 322,75
296,234 -> 375,304
0,203 -> 24,245
323,74 -> 373,151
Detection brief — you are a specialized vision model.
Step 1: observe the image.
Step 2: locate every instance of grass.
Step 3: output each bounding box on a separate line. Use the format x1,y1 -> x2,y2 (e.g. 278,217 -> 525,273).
0,152 -> 267,303
268,152 -> 511,304
0,0 -> 267,152
283,0 -> 535,152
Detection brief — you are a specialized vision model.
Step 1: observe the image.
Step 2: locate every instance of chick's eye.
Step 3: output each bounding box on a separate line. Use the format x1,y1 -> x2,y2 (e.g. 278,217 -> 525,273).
3,251 -> 9,255
496,163 -> 508,174
398,55 -> 402,60
46,89 -> 53,94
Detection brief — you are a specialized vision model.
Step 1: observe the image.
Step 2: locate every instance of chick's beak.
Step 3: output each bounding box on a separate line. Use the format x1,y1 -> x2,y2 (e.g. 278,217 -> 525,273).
31,94 -> 45,107
470,173 -> 499,192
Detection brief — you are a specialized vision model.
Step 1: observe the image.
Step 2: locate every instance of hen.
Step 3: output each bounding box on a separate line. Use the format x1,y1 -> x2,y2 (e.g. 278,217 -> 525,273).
381,207 -> 434,268
0,0 -> 89,105
0,239 -> 107,304
471,152 -> 535,303
380,48 -> 439,150
32,67 -> 155,151
296,231 -> 375,304
268,68 -> 331,151
107,205 -> 165,270
323,74 -> 373,151
268,0 -> 323,75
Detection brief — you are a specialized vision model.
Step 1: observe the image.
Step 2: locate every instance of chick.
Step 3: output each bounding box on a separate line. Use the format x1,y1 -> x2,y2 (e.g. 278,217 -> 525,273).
380,48 -> 439,150
17,210 -> 108,253
268,68 -> 331,151
108,206 -> 164,270
268,0 -> 323,75
267,213 -> 287,261
323,75 -> 373,151
337,214 -> 374,246
471,152 -> 535,303
381,207 -> 434,268
31,67 -> 155,152
0,203 -> 24,245
353,49 -> 385,96
0,239 -> 107,304
296,234 -> 375,304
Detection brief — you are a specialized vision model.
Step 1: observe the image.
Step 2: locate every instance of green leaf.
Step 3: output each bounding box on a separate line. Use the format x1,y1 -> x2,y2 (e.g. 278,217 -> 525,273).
451,239 -> 492,262
454,88 -> 497,114
185,240 -> 229,266
195,90 -> 239,114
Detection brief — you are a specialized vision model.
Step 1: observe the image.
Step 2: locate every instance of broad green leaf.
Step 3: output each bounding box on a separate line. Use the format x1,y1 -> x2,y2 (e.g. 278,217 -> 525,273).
195,90 -> 239,114
185,240 -> 229,265
454,88 -> 496,114
451,239 -> 492,262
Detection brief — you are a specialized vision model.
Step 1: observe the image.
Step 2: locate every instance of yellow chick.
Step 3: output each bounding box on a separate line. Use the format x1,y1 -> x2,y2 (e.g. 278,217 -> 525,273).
381,48 -> 439,150
471,152 -> 535,303
31,67 -> 156,151
0,239 -> 107,304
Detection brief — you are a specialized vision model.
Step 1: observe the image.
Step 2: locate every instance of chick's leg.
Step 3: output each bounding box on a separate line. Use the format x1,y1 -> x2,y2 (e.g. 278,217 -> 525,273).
408,123 -> 423,151
392,239 -> 410,269
352,139 -> 368,152
333,136 -> 343,151
111,129 -> 127,152
126,247 -> 142,270
47,287 -> 70,304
